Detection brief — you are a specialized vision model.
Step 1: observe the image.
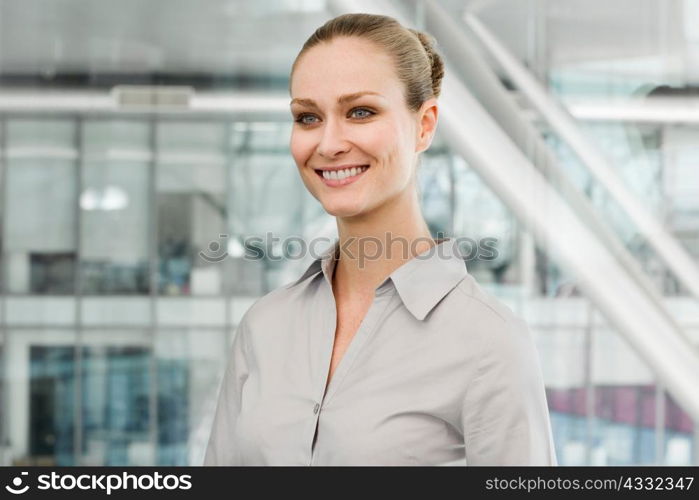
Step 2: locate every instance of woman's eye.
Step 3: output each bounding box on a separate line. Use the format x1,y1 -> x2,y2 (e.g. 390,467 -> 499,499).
350,107 -> 375,119
294,108 -> 374,125
295,114 -> 318,125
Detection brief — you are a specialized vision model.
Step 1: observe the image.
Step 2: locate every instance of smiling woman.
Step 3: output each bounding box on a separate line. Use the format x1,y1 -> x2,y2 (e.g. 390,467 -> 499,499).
288,32 -> 437,219
204,12 -> 557,466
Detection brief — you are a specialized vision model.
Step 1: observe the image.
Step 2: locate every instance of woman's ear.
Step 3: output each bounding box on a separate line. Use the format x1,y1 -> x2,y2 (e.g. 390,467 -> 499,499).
415,98 -> 438,154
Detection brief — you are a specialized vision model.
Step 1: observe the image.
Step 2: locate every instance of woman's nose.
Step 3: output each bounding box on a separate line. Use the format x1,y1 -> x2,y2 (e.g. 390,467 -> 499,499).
316,118 -> 350,158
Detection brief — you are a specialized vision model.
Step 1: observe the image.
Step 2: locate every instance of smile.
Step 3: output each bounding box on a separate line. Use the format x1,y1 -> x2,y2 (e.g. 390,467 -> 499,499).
314,165 -> 370,187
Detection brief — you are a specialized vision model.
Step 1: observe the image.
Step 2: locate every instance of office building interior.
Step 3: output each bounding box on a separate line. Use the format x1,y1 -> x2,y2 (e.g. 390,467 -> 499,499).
0,0 -> 697,465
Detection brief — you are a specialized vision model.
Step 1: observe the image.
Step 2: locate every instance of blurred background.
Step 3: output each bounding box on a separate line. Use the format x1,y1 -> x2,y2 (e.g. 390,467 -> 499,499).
0,0 -> 698,466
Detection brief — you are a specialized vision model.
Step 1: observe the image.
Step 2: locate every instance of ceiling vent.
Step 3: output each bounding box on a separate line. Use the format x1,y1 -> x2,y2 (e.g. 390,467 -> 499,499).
111,85 -> 193,110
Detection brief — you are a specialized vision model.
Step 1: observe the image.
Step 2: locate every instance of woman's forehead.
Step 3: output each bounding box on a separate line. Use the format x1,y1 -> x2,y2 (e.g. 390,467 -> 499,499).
291,39 -> 401,102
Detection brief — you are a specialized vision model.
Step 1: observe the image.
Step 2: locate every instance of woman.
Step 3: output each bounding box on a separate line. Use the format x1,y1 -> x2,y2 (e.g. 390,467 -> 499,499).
205,12 -> 557,466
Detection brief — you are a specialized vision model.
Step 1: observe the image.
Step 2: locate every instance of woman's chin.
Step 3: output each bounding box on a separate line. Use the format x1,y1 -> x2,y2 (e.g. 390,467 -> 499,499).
321,200 -> 367,218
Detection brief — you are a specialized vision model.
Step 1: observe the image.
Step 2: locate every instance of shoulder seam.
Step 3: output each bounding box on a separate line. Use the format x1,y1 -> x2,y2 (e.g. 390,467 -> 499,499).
238,284 -> 289,325
284,268 -> 322,290
455,282 -> 507,323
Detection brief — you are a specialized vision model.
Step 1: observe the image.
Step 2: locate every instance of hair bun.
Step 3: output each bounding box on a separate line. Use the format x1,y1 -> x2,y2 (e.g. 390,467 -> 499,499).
295,14 -> 445,112
409,29 -> 444,98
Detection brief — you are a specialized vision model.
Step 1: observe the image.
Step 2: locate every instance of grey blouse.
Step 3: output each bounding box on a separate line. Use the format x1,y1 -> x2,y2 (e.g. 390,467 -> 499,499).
204,237 -> 557,465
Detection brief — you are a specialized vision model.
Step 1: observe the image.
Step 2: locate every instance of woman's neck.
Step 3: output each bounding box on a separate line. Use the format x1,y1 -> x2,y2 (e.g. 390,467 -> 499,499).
333,188 -> 436,298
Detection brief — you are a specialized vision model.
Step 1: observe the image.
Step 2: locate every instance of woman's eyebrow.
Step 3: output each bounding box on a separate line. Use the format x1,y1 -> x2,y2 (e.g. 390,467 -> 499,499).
290,91 -> 384,108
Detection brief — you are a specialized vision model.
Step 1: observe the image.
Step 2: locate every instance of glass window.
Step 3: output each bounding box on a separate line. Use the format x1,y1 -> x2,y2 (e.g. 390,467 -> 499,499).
0,343 -> 5,458
538,325 -> 588,465
452,155 -> 517,287
228,122 -> 305,294
419,152 -> 453,238
156,122 -> 226,296
29,345 -> 76,465
4,120 -> 77,294
155,329 -> 226,465
591,323 -> 657,465
81,121 -> 151,295
664,392 -> 695,465
80,343 -> 152,466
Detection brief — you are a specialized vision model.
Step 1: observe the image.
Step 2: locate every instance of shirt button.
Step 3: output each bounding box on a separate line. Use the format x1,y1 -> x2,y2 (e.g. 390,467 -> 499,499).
313,403 -> 320,415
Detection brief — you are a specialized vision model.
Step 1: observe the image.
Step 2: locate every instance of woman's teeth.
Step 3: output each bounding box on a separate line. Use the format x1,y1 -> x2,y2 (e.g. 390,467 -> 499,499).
321,165 -> 369,180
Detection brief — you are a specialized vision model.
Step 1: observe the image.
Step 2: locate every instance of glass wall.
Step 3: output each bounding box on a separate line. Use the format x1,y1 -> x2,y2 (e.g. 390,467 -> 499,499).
4,120 -> 77,295
82,120 -> 151,295
0,0 -> 697,465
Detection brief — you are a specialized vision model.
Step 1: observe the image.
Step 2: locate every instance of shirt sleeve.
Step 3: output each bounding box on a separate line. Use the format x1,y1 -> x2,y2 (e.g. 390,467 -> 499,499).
461,316 -> 557,465
203,318 -> 250,465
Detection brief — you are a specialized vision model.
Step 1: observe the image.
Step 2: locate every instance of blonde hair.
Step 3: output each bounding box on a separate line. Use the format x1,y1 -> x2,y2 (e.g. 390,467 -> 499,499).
290,12 -> 444,112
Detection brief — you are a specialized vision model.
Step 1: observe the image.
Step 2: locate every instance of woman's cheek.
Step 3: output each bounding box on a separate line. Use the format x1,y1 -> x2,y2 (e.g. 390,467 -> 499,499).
361,121 -> 392,150
290,128 -> 317,164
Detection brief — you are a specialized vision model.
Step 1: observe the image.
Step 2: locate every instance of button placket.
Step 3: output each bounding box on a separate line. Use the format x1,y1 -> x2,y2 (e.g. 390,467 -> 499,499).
321,292 -> 395,407
309,282 -> 337,464
309,276 -> 395,465
309,401 -> 322,465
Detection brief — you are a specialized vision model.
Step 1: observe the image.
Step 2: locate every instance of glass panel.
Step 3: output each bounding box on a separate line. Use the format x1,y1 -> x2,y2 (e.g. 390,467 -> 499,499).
81,120 -> 150,295
451,155 -> 517,287
228,122 -> 305,294
591,322 -> 657,465
592,385 -> 658,465
419,153 -> 452,237
29,345 -> 76,465
4,120 -> 77,295
155,329 -> 227,465
5,329 -> 77,466
4,152 -> 77,295
156,297 -> 225,326
229,123 -> 306,295
6,120 -> 75,152
0,343 -> 5,462
156,122 -> 226,296
80,342 -> 152,466
664,391 -> 695,465
81,297 -> 151,327
0,119 -> 3,302
4,297 -> 76,326
662,126 -> 699,294
538,325 -> 588,465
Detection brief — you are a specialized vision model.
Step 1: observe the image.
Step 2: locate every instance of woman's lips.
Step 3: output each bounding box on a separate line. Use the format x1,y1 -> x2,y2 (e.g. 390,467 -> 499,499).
315,165 -> 370,187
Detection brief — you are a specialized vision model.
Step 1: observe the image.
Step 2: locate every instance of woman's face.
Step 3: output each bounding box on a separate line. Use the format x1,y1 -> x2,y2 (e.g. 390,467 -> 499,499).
289,36 -> 437,219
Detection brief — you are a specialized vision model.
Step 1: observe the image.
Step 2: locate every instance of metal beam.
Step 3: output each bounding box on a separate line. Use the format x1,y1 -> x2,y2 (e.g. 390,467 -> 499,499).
420,0 -> 684,338
464,12 -> 699,303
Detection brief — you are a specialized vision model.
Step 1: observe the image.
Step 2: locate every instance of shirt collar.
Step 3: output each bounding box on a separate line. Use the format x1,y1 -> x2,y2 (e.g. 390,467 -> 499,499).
288,237 -> 468,321
287,239 -> 339,289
